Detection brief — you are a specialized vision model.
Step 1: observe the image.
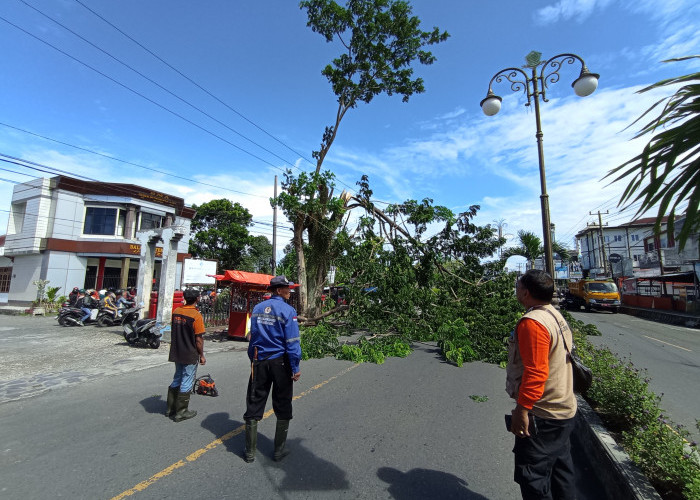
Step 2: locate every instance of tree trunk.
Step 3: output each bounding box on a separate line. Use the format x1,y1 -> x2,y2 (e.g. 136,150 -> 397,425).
293,224 -> 308,316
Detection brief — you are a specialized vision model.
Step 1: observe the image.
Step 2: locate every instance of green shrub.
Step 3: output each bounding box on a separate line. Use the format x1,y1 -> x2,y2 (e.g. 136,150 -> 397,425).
570,318 -> 700,499
336,336 -> 412,364
300,323 -> 339,360
436,318 -> 476,367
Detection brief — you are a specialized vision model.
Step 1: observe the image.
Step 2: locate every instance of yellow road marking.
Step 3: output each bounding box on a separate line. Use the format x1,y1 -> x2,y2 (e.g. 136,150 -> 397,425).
642,335 -> 692,352
111,363 -> 360,500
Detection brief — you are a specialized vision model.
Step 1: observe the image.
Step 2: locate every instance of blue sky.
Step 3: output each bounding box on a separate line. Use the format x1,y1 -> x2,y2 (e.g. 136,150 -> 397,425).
1,0 -> 699,262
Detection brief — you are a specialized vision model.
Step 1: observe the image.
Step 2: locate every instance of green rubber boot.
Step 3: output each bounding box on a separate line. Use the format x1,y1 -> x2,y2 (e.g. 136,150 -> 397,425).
273,419 -> 290,462
166,386 -> 179,417
244,419 -> 257,463
173,391 -> 197,422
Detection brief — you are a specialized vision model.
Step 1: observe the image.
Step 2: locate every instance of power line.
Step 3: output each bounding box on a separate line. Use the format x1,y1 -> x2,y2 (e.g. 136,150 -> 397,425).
0,142 -> 362,241
0,14 -> 288,174
72,0 -> 316,169
0,123 -> 267,198
2,6 -> 370,206
0,158 -> 296,234
1,154 -> 99,182
18,0 -> 302,173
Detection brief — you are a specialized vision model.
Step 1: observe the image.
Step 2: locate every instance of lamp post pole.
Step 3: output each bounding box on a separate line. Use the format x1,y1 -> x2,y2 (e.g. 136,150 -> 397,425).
480,51 -> 599,278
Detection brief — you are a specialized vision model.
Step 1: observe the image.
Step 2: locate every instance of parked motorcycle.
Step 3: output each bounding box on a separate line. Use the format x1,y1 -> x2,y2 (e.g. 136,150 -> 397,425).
95,308 -> 121,328
122,314 -> 163,349
57,305 -> 98,326
120,305 -> 142,326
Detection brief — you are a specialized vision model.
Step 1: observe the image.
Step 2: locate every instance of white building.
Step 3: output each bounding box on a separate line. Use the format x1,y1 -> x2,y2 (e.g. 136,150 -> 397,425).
575,216 -> 699,278
2,176 -> 195,305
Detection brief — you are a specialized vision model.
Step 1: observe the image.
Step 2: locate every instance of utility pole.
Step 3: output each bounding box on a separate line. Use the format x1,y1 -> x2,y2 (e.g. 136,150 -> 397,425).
493,218 -> 507,259
589,211 -> 609,277
272,175 -> 277,275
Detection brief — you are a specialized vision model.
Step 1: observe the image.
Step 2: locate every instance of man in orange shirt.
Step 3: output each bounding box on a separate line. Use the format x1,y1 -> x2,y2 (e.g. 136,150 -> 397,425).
506,270 -> 577,499
166,288 -> 206,422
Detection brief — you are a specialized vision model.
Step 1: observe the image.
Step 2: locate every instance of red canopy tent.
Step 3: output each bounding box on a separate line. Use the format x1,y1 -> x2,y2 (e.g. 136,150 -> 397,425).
217,270 -> 274,339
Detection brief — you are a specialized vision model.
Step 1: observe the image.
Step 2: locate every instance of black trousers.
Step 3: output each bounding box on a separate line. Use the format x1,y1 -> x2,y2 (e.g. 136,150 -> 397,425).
243,356 -> 293,421
513,415 -> 576,500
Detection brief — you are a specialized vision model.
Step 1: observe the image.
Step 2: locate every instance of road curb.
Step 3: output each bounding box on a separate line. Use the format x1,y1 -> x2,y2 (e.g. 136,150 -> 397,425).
621,305 -> 700,328
574,395 -> 661,499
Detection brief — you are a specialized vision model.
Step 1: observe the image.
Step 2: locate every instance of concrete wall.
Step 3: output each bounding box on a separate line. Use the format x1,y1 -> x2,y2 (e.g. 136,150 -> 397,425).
8,254 -> 44,303
5,178 -> 52,255
44,251 -> 87,297
50,190 -> 85,240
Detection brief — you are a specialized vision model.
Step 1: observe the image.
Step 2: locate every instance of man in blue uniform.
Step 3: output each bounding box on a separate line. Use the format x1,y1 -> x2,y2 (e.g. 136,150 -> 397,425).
243,275 -> 302,463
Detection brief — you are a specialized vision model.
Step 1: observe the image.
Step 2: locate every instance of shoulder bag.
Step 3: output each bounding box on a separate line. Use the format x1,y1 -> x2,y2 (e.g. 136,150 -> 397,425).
544,308 -> 593,394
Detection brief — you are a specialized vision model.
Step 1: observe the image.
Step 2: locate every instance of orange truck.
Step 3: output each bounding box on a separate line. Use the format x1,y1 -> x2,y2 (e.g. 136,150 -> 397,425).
564,279 -> 621,313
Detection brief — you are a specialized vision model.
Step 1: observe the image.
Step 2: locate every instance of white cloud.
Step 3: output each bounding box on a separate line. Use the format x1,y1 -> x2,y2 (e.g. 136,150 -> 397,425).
534,0 -> 614,25
0,144 -> 281,235
315,83 -> 674,252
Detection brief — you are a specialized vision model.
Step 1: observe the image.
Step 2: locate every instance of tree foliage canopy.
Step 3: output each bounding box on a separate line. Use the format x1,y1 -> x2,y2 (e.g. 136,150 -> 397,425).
606,55 -> 700,250
501,230 -> 570,268
188,199 -> 254,272
310,176 -> 523,365
301,0 -> 449,109
240,235 -> 274,275
275,0 -> 449,318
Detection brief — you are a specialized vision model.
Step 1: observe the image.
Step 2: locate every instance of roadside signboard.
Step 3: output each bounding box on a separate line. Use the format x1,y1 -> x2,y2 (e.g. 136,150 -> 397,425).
608,253 -> 623,264
182,259 -> 218,285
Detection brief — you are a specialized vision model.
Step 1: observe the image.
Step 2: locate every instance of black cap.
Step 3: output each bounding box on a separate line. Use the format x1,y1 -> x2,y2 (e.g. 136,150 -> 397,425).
269,275 -> 294,289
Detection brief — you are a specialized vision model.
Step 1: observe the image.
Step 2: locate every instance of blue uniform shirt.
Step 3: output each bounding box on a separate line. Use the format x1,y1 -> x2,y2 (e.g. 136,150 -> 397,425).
248,295 -> 302,374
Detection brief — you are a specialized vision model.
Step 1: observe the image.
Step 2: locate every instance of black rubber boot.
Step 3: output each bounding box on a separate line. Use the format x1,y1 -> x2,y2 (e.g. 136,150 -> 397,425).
166,386 -> 179,417
173,391 -> 197,422
273,419 -> 290,462
244,419 -> 257,463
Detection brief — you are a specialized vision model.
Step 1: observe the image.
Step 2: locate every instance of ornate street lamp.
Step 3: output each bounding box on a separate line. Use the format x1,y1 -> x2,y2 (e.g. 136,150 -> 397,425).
480,51 -> 599,277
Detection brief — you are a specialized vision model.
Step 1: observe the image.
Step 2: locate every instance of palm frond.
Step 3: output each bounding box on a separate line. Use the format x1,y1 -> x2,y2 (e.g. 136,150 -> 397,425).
604,55 -> 700,250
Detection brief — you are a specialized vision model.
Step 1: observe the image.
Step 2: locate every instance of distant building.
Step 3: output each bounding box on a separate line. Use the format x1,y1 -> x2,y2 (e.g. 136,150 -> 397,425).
575,216 -> 699,278
1,176 -> 195,305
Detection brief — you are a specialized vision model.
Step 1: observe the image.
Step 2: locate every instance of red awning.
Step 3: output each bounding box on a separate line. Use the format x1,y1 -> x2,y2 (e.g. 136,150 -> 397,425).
219,270 -> 275,288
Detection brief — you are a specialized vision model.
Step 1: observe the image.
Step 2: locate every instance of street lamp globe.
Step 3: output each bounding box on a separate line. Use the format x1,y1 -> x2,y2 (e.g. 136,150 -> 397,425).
480,94 -> 502,116
572,71 -> 600,97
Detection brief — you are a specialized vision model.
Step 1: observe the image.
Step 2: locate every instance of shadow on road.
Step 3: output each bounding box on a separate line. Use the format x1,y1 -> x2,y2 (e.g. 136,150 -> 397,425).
377,467 -> 488,499
139,395 -> 165,415
273,437 -> 350,491
200,412 -> 350,492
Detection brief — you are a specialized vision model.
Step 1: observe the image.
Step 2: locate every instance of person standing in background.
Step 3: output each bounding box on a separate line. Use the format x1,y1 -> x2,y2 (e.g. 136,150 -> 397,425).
506,270 -> 577,500
243,275 -> 302,463
166,288 -> 206,422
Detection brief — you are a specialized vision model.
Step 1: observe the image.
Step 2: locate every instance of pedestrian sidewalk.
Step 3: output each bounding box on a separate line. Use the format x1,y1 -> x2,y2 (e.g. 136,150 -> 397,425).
621,304 -> 700,328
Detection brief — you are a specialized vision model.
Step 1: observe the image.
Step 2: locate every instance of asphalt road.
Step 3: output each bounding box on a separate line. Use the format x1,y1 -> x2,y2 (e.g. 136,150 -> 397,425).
0,315 -> 606,500
569,310 -> 700,441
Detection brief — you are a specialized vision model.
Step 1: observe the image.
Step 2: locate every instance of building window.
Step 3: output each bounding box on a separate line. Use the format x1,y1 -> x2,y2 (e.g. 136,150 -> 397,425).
84,207 -> 118,235
116,211 -> 126,236
604,236 -> 610,242
631,234 -> 640,242
613,235 -> 622,242
139,212 -> 164,231
0,267 -> 11,293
